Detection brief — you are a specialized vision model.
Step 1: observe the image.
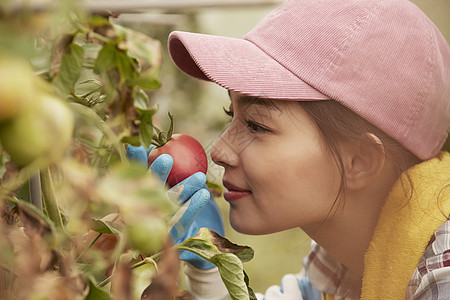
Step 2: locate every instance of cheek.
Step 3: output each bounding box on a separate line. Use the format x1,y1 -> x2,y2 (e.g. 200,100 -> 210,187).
275,149 -> 342,210
237,145 -> 341,232
250,143 -> 339,194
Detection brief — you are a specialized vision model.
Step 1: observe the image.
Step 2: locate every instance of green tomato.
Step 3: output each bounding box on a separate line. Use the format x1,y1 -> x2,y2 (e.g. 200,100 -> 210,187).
0,94 -> 74,166
0,56 -> 35,122
126,218 -> 168,255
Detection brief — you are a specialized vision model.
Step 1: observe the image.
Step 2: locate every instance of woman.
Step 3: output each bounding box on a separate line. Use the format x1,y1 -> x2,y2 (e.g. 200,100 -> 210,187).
132,0 -> 449,298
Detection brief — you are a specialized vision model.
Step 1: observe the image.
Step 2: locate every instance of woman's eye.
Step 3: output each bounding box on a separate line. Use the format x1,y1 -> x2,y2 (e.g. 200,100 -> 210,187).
224,107 -> 268,134
245,120 -> 268,134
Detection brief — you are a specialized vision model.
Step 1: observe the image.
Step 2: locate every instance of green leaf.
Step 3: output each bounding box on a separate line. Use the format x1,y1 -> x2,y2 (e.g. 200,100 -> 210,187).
53,43 -> 85,98
178,228 -> 254,263
176,228 -> 255,300
245,271 -> 258,300
94,41 -> 138,87
140,120 -> 153,148
85,278 -> 112,300
112,24 -> 163,90
121,135 -> 140,147
136,105 -> 159,148
134,87 -> 149,110
213,253 -> 249,300
89,219 -> 121,235
133,76 -> 161,90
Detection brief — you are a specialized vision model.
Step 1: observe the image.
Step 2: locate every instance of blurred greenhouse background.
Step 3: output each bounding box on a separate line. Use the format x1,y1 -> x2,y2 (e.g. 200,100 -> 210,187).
107,0 -> 450,292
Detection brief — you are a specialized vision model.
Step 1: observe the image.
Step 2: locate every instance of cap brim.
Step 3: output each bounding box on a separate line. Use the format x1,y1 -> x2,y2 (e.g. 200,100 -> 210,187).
168,31 -> 330,101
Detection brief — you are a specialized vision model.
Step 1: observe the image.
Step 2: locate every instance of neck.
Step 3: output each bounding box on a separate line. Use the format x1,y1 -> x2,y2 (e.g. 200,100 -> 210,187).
303,164 -> 398,278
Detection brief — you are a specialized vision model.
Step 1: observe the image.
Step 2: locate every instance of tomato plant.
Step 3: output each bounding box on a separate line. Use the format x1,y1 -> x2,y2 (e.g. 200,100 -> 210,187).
0,2 -> 255,300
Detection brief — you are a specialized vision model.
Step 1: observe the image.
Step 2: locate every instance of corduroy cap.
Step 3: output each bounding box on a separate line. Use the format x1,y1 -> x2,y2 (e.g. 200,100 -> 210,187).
168,0 -> 450,160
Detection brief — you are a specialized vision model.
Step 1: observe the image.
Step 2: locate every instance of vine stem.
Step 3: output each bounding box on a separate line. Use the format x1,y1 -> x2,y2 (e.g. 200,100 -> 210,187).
75,232 -> 103,263
73,22 -> 111,44
40,168 -> 64,228
131,253 -> 161,270
29,173 -> 43,211
97,251 -> 162,288
76,214 -> 121,262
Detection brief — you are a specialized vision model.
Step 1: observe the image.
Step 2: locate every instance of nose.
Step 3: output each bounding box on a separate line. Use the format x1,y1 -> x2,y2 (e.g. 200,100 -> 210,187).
211,127 -> 239,169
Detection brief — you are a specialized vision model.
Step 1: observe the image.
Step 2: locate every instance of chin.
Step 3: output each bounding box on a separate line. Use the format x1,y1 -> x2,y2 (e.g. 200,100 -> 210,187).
229,216 -> 275,235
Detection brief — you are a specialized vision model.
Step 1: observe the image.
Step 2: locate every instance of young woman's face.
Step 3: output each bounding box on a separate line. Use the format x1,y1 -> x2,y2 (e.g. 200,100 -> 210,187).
211,92 -> 342,235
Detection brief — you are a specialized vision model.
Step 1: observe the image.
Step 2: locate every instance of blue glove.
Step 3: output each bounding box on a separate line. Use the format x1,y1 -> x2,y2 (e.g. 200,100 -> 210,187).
127,145 -> 225,270
126,145 -> 153,166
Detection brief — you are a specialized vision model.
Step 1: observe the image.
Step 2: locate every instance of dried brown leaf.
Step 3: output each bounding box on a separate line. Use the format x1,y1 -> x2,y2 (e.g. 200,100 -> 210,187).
141,241 -> 180,300
111,258 -> 133,300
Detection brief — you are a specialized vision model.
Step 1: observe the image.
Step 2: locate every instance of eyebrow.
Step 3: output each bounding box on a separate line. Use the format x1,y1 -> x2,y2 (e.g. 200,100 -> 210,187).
228,90 -> 282,112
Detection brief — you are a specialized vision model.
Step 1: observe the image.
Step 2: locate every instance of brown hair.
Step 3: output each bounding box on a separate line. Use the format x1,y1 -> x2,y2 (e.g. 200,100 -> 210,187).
299,100 -> 422,215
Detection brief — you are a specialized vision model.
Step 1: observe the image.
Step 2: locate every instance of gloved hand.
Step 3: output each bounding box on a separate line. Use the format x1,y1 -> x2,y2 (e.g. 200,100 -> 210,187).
256,274 -> 320,300
126,145 -> 153,166
126,144 -> 225,270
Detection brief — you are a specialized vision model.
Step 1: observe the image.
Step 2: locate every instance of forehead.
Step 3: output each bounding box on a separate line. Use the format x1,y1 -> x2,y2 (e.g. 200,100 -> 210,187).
229,91 -> 282,112
228,91 -> 321,133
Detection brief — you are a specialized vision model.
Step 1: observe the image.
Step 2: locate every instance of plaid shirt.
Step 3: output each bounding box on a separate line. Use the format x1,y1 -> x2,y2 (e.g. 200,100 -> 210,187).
303,219 -> 450,299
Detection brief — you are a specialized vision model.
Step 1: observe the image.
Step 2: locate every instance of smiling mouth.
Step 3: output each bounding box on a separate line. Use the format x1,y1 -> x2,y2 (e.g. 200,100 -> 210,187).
222,181 -> 251,202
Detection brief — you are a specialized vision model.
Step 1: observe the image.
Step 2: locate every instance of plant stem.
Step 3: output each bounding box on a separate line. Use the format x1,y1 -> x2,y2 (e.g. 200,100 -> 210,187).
74,22 -> 111,44
75,232 -> 103,263
76,214 -> 120,262
40,168 -> 63,228
29,173 -> 42,211
98,252 -> 162,288
131,253 -> 162,270
98,275 -> 111,288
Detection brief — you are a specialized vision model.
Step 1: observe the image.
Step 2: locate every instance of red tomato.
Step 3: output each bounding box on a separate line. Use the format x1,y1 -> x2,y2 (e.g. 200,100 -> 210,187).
148,134 -> 208,187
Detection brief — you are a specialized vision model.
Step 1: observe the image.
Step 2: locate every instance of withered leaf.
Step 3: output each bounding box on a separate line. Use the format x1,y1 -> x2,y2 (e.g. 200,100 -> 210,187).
15,199 -> 53,238
141,242 -> 180,300
176,228 -> 255,300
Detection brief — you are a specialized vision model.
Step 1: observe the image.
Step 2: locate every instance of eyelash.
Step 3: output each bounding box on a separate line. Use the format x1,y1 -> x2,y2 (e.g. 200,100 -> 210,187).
223,107 -> 233,118
223,107 -> 269,134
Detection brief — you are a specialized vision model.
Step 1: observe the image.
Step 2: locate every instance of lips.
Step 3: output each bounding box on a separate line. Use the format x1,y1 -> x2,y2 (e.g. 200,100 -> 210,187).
222,180 -> 251,202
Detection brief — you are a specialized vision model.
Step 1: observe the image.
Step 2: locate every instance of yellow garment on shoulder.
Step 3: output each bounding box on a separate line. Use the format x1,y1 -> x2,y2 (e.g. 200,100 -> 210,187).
361,152 -> 450,299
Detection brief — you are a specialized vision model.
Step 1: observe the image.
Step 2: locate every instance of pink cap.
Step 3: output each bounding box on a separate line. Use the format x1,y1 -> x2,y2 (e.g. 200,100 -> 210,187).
168,0 -> 450,160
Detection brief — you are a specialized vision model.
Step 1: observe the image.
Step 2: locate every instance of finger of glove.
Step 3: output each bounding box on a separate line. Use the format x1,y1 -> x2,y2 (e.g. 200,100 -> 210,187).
149,154 -> 173,184
126,145 -> 148,166
146,145 -> 155,156
167,172 -> 207,204
168,188 -> 210,241
195,195 -> 225,236
298,277 -> 321,300
265,274 -> 303,299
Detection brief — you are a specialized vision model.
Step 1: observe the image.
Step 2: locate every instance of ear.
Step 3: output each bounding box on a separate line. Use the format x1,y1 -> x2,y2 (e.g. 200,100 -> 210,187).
340,133 -> 386,190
